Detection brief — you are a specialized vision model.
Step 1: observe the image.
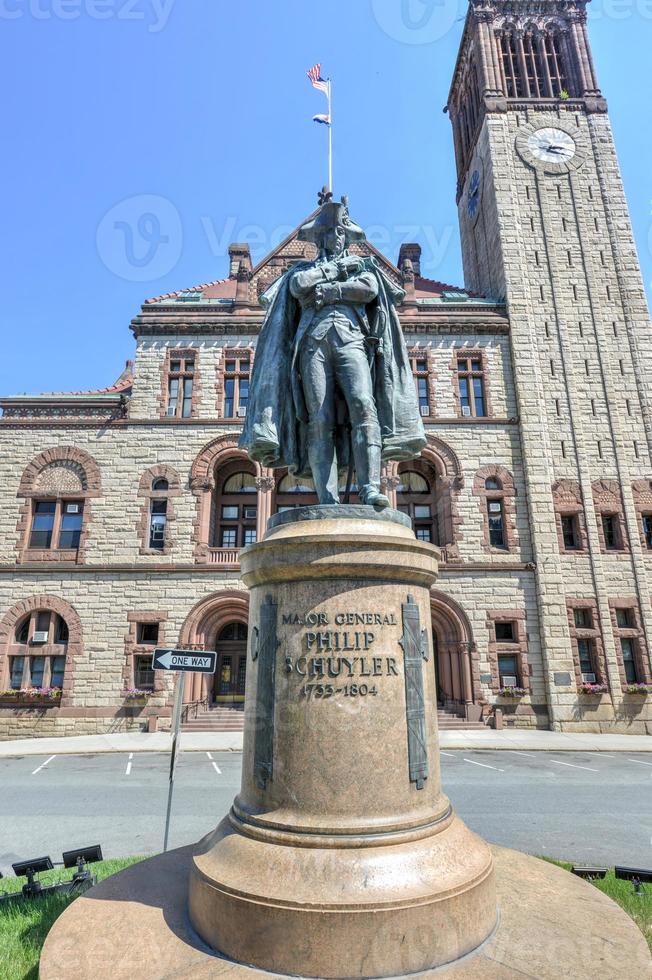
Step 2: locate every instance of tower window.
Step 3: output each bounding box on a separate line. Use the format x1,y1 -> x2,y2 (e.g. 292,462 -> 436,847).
166,354 -> 195,418
457,355 -> 487,417
561,515 -> 580,551
409,351 -> 432,417
223,352 -> 251,419
149,500 -> 167,549
487,499 -> 506,548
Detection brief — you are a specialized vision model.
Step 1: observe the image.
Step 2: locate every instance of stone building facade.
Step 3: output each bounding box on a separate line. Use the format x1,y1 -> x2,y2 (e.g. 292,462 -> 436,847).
1,0 -> 651,736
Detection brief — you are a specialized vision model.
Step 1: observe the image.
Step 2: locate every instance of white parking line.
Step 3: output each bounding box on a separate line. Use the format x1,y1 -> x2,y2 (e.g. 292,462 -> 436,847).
125,753 -> 133,776
206,752 -> 213,760
32,755 -> 56,776
440,751 -> 456,757
211,761 -> 222,775
463,758 -> 504,772
627,758 -> 652,767
550,760 -> 599,772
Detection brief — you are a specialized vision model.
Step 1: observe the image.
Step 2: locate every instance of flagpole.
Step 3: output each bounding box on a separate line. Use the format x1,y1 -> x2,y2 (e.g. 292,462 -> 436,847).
328,79 -> 333,192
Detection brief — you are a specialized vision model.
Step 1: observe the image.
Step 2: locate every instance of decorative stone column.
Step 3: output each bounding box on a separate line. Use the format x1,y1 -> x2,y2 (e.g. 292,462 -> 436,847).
255,473 -> 275,540
188,507 -> 496,978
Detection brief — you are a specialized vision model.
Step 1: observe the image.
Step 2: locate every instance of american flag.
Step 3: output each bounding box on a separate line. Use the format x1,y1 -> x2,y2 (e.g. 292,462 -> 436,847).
307,63 -> 330,98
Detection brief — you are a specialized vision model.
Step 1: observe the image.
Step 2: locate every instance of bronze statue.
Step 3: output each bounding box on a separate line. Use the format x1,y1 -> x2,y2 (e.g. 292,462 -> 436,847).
240,195 -> 426,507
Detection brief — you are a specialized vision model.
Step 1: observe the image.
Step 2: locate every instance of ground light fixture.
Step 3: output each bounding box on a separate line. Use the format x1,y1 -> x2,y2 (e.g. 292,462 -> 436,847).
614,866 -> 652,896
0,845 -> 103,905
571,866 -> 607,881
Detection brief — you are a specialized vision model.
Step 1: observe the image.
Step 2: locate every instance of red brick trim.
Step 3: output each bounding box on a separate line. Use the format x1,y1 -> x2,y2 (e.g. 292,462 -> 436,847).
0,595 -> 82,706
485,609 -> 529,694
136,465 -> 182,557
215,346 -> 255,419
158,347 -> 201,419
473,465 -> 518,554
552,480 -> 589,553
565,598 -> 608,690
631,479 -> 652,551
608,598 -> 651,687
592,480 -> 629,553
450,347 -> 494,418
123,611 -> 169,694
16,446 -> 102,565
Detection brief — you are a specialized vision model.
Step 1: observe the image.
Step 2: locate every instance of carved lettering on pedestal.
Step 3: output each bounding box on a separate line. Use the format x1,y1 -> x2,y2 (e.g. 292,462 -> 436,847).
254,595 -> 279,790
400,594 -> 429,790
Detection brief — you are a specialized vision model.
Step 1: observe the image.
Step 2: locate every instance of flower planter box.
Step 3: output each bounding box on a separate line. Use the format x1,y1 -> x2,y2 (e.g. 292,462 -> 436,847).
579,684 -> 608,696
498,687 -> 527,699
624,685 -> 652,696
0,692 -> 62,707
122,691 -> 152,708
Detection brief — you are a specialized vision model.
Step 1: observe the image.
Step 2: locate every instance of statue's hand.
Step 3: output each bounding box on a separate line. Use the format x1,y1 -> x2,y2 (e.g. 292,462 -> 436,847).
337,255 -> 364,278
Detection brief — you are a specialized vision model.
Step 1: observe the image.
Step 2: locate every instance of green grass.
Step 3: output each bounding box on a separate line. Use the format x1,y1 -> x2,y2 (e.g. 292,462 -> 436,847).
0,857 -> 145,980
542,858 -> 652,952
0,856 -> 649,977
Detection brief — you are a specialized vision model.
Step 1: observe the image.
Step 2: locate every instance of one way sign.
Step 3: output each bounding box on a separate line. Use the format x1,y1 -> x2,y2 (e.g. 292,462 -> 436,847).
153,649 -> 217,673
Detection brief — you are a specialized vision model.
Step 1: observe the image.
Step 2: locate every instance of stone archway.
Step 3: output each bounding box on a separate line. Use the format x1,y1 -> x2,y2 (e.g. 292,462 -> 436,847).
178,591 -> 249,702
430,591 -> 481,721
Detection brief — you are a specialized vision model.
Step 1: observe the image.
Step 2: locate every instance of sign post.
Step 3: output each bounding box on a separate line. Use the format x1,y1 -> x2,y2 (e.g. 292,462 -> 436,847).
153,648 -> 217,852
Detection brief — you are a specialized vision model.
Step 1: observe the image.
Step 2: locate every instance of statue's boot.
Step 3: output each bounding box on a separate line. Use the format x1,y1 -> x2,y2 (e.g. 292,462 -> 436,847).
307,424 -> 339,505
354,435 -> 390,509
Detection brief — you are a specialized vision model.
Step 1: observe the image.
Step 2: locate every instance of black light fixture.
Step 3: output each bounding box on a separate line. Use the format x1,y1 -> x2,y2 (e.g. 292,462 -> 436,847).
571,866 -> 607,882
615,866 -> 652,896
11,856 -> 54,898
62,845 -> 103,890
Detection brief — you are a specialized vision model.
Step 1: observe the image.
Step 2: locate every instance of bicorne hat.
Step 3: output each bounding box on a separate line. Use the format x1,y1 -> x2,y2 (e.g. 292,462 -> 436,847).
298,197 -> 366,245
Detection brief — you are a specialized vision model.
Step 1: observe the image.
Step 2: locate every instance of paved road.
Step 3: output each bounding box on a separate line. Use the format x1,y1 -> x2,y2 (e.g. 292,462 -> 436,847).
1,750 -> 650,874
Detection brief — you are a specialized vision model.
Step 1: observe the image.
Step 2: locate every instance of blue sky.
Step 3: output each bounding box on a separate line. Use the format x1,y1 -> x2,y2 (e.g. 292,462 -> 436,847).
1,0 -> 651,395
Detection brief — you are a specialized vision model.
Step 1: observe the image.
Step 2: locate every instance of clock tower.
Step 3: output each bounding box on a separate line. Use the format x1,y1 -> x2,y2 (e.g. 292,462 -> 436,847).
448,0 -> 652,728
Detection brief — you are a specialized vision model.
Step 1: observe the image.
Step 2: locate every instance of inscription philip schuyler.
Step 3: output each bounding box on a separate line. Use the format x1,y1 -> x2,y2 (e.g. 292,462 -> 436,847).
282,610 -> 400,701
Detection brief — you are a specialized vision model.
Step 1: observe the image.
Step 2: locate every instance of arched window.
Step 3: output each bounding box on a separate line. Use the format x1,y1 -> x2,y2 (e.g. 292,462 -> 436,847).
499,29 -> 571,99
17,447 -> 101,564
213,465 -> 258,549
485,477 -> 502,491
214,622 -> 248,703
7,610 -> 69,691
274,473 -> 319,513
137,466 -> 180,555
474,466 -> 518,553
397,468 -> 439,543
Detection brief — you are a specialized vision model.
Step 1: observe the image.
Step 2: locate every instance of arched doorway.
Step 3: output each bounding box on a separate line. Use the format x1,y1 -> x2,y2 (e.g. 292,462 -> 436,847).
214,622 -> 248,704
430,592 -> 480,721
178,591 -> 249,704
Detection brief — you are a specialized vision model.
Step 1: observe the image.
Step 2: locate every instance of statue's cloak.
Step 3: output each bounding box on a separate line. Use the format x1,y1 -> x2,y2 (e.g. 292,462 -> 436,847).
239,257 -> 426,476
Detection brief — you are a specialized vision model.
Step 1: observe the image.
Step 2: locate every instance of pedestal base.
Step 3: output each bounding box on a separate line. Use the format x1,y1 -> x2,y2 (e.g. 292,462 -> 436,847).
39,844 -> 650,980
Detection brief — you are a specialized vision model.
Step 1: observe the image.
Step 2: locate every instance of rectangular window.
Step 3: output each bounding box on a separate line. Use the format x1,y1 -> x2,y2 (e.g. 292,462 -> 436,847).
498,654 -> 519,687
487,499 -> 506,548
642,515 -> 652,550
149,500 -> 167,549
58,501 -> 84,549
137,623 -> 159,645
135,655 -> 155,690
616,607 -> 634,629
577,638 -> 594,677
51,656 -> 65,688
415,526 -> 432,542
221,528 -> 237,548
495,621 -> 516,642
457,356 -> 486,417
243,528 -> 257,546
30,656 -> 45,688
601,514 -> 619,550
573,608 -> 592,629
621,638 -> 638,684
29,501 -> 56,549
221,505 -> 239,520
166,354 -> 195,418
409,353 -> 430,416
561,515 -> 579,550
10,656 -> 25,690
223,353 -> 252,418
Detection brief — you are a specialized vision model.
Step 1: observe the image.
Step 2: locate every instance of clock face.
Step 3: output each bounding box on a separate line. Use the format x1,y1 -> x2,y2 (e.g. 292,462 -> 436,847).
527,128 -> 576,164
467,169 -> 481,219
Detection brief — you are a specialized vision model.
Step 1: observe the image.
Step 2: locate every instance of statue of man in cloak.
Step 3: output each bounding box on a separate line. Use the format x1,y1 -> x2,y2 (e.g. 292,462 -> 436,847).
240,196 -> 426,507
